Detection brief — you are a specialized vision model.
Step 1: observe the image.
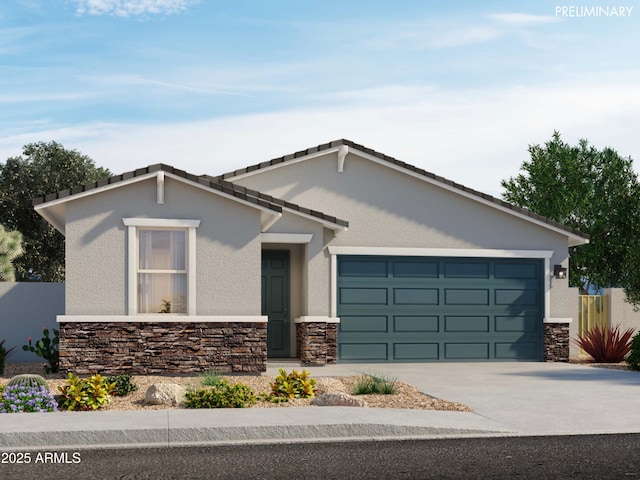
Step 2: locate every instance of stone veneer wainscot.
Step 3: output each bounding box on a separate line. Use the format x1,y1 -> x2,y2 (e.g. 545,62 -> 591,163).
59,322 -> 267,375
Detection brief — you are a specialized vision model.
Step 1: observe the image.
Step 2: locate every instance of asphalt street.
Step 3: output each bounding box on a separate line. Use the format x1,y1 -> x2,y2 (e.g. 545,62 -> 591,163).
2,434 -> 639,480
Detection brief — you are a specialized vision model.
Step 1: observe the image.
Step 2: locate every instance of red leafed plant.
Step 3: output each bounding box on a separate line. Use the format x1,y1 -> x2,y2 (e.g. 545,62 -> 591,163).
576,324 -> 635,363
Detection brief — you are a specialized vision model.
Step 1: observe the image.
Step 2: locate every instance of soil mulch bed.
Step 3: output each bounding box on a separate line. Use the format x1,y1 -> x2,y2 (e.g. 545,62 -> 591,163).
1,363 -> 471,412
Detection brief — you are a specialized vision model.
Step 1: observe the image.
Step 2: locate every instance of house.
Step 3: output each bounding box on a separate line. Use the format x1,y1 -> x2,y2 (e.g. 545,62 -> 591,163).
33,139 -> 589,374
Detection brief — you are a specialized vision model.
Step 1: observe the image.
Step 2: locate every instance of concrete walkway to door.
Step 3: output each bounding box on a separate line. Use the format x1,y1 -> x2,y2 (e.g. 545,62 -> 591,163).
268,361 -> 640,435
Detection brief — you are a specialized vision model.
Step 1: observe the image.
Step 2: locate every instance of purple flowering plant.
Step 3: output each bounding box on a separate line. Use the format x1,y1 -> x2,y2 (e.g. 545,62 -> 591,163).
0,384 -> 58,413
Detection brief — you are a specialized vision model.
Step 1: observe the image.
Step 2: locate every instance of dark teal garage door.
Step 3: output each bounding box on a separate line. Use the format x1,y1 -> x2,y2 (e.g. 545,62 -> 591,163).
337,256 -> 544,362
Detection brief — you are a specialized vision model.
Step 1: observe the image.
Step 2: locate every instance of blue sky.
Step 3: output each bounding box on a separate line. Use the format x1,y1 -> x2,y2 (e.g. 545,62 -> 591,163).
1,0 -> 638,196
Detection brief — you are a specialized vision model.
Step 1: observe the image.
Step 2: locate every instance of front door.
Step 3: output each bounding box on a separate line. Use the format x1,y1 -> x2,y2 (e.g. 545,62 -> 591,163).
262,251 -> 290,357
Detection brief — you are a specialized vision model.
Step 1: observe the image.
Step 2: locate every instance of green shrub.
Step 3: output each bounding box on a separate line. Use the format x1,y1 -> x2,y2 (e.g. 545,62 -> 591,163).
626,331 -> 640,370
0,384 -> 5,396
199,368 -> 223,387
58,373 -> 116,411
105,374 -> 138,396
258,392 -> 289,404
575,324 -> 634,363
352,373 -> 397,395
0,339 -> 16,376
22,328 -> 59,373
185,379 -> 256,408
7,374 -> 49,391
270,368 -> 317,399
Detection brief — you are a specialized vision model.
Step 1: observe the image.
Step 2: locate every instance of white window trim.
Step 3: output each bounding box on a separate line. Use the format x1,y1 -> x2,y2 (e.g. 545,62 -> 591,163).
327,246 -> 554,319
123,218 -> 200,315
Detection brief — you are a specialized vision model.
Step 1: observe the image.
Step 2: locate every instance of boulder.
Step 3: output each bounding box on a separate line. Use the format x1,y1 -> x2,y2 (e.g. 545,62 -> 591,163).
311,392 -> 367,407
144,383 -> 186,406
315,377 -> 348,395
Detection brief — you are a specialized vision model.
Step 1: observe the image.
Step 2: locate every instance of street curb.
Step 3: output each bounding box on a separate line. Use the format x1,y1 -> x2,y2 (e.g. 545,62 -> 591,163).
0,423 -> 509,450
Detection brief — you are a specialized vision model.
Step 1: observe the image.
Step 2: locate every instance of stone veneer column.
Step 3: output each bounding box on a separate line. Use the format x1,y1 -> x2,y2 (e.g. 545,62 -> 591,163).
295,320 -> 338,365
544,322 -> 570,362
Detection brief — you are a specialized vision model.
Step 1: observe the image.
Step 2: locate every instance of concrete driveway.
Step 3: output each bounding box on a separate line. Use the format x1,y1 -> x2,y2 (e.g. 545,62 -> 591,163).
268,361 -> 640,435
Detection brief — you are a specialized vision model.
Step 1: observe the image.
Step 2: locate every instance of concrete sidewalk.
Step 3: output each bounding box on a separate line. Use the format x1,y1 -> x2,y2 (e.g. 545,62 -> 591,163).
1,362 -> 639,450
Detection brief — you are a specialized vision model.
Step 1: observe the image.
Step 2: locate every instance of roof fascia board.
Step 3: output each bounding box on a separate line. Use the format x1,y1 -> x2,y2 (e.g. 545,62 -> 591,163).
228,146 -> 343,181
281,206 -> 348,232
36,208 -> 66,236
34,170 -> 282,217
34,171 -> 158,210
161,172 -> 280,216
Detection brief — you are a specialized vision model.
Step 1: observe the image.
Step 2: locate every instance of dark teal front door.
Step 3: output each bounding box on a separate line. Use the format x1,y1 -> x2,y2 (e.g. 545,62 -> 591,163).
337,256 -> 544,362
262,251 -> 290,357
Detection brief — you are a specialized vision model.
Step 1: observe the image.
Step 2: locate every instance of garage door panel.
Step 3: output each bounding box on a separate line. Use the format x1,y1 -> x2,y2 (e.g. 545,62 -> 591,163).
394,343 -> 439,360
340,343 -> 388,361
495,341 -> 539,360
340,259 -> 388,277
393,260 -> 439,277
445,288 -> 489,305
495,262 -> 538,279
444,261 -> 489,278
495,289 -> 538,306
340,287 -> 388,305
445,316 -> 490,332
393,288 -> 439,305
445,343 -> 490,360
340,315 -> 388,333
495,315 -> 538,332
393,316 -> 439,332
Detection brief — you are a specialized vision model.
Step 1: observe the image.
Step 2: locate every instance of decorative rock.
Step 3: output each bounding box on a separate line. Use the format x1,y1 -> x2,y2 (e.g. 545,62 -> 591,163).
311,392 -> 367,407
315,377 -> 347,395
144,383 -> 186,406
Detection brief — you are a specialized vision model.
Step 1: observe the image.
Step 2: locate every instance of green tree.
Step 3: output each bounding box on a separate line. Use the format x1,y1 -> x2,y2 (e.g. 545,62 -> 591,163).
501,131 -> 640,299
0,141 -> 110,281
0,225 -> 24,281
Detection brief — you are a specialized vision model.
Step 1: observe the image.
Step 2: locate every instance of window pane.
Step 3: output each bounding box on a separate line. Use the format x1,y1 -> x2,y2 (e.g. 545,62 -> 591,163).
139,230 -> 186,270
138,273 -> 187,313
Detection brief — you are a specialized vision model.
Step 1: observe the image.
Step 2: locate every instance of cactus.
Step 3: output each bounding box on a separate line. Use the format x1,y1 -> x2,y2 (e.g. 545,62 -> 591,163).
7,374 -> 49,391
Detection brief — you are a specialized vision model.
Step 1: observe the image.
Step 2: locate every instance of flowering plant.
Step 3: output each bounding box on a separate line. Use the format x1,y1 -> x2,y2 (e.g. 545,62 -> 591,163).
0,384 -> 58,413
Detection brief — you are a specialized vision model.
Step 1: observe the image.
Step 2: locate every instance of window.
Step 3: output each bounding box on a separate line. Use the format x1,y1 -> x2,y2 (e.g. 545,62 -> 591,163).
123,218 -> 200,315
138,229 -> 187,313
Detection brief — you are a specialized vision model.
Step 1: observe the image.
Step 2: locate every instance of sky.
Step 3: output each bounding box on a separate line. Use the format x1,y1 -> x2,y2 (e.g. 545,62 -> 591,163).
1,0 -> 639,197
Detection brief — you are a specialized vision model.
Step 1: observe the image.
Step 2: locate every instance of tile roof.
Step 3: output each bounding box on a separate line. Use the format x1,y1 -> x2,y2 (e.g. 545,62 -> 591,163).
217,139 -> 589,240
31,139 -> 588,240
31,163 -> 349,229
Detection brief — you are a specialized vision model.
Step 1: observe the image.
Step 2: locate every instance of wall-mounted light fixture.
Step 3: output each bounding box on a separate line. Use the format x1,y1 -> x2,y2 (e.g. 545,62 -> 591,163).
554,265 -> 567,279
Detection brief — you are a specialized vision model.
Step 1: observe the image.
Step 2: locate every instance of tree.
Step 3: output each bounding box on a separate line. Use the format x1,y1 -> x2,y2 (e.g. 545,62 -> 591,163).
0,225 -> 24,282
0,142 -> 110,281
501,131 -> 640,299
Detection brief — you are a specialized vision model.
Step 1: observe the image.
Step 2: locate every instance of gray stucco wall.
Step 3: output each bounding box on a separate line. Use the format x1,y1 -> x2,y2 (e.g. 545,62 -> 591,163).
64,176 -> 263,316
605,288 -> 640,334
237,150 -> 574,319
0,282 -> 64,363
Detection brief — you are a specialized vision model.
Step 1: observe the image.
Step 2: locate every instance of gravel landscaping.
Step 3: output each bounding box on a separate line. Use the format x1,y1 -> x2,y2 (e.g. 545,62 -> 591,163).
2,363 -> 471,412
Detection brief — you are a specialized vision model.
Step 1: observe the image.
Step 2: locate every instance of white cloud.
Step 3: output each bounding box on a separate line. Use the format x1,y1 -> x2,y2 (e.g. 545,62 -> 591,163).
73,0 -> 199,17
3,77 -> 638,198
